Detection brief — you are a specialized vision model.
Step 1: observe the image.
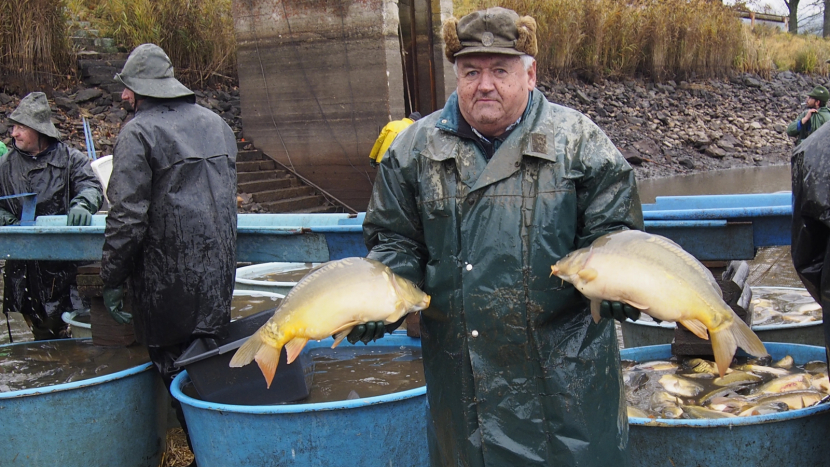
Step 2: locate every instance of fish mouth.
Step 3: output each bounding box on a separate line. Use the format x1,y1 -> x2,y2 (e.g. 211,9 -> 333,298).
550,265 -> 559,277
424,294 -> 431,309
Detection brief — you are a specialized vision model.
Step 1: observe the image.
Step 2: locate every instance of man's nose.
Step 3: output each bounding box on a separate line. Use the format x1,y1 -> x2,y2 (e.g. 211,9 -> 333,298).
478,71 -> 496,91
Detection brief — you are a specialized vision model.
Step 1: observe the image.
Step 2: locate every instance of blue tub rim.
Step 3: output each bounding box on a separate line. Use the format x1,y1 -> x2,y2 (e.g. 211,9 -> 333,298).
623,343 -> 830,428
171,333 -> 426,415
0,338 -> 153,400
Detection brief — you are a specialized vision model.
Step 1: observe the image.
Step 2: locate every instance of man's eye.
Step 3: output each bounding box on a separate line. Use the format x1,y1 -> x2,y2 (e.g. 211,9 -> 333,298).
494,69 -> 508,76
465,71 -> 478,78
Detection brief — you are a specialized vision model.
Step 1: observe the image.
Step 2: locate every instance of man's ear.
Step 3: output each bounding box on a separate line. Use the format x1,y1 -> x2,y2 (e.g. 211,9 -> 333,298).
527,60 -> 537,91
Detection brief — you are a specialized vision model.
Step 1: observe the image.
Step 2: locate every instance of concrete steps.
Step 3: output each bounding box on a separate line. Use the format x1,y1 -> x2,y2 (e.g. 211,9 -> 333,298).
236,140 -> 341,214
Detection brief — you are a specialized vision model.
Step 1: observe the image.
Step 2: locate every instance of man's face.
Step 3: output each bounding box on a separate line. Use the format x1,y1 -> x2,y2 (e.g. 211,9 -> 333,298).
122,88 -> 136,109
807,96 -> 820,109
456,54 -> 536,137
11,124 -> 43,154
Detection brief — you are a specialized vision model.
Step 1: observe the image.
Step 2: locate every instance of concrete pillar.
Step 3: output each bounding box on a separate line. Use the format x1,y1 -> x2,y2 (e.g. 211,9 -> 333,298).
232,0 -> 409,211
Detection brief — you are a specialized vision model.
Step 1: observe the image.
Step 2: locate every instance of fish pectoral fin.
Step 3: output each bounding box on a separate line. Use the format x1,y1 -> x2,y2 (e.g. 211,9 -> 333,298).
679,319 -> 710,341
329,321 -> 361,349
590,300 -> 602,324
331,329 -> 352,348
284,337 -> 309,365
623,300 -> 648,310
577,268 -> 599,282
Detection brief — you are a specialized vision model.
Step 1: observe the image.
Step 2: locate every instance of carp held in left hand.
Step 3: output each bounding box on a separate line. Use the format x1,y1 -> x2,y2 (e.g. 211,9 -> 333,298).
550,229 -> 768,377
229,257 -> 431,388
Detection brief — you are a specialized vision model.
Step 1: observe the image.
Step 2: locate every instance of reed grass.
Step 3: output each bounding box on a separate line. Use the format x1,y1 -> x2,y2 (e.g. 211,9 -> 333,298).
453,0 -> 744,81
0,0 -> 72,87
70,0 -> 237,88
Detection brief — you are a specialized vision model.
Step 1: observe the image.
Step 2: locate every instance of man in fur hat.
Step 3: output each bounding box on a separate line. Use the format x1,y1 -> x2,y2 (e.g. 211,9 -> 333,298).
0,92 -> 103,340
358,7 -> 641,466
100,43 -> 237,465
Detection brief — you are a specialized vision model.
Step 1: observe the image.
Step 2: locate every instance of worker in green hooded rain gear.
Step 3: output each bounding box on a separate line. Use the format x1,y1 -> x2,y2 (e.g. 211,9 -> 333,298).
357,7 -> 643,466
787,85 -> 830,145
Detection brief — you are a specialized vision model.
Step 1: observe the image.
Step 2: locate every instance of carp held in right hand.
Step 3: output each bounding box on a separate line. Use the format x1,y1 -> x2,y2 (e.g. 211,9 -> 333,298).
229,257 -> 431,388
550,229 -> 768,377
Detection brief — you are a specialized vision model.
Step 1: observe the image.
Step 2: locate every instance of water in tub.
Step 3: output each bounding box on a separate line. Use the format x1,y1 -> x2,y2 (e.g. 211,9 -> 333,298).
0,339 -> 150,392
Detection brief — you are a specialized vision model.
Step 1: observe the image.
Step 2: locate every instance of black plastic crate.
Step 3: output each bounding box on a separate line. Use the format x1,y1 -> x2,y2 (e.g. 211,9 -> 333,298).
174,309 -> 313,405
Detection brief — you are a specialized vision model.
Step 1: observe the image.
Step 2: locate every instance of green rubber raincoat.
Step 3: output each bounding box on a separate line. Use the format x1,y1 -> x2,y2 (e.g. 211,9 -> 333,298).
364,90 -> 643,466
786,106 -> 830,145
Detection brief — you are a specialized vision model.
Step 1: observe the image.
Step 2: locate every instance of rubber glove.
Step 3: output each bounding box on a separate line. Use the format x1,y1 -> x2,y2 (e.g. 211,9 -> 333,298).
599,300 -> 641,323
67,206 -> 93,226
102,285 -> 132,324
368,118 -> 414,165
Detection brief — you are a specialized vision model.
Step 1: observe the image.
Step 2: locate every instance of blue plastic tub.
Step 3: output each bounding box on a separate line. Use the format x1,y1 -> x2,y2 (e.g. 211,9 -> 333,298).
0,339 -> 165,467
623,343 -> 830,466
171,333 -> 427,467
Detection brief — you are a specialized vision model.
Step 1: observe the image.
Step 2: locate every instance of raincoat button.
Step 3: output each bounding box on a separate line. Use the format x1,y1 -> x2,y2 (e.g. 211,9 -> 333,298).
465,264 -> 473,271
471,330 -> 479,337
441,119 -> 447,124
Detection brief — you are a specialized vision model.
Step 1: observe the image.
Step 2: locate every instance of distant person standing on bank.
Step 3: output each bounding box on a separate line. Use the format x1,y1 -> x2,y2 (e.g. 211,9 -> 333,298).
100,43 -> 238,465
787,85 -> 830,145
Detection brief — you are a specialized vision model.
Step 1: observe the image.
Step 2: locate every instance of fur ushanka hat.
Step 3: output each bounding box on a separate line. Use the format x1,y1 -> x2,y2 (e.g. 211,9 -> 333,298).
442,7 -> 537,63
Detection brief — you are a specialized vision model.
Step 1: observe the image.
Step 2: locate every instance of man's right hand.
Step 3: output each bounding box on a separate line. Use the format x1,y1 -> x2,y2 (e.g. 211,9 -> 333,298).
102,285 -> 132,325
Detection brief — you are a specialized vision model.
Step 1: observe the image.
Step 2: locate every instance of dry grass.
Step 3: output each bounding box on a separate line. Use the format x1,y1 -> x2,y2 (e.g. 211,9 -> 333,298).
67,0 -> 237,88
161,428 -> 194,467
0,0 -> 72,87
452,0 -> 742,81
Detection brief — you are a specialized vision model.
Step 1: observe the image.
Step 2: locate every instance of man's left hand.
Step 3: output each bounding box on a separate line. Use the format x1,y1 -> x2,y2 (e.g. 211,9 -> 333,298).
599,300 -> 641,323
67,206 -> 93,226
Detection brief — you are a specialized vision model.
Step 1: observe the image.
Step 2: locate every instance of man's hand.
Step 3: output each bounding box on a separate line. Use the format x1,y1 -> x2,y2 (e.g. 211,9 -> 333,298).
67,206 -> 93,226
102,285 -> 132,324
346,321 -> 387,344
802,108 -> 818,125
599,300 -> 641,323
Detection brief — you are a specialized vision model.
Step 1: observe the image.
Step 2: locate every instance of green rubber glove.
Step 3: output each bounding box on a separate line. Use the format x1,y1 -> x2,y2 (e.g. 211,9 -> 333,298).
67,206 -> 93,226
599,300 -> 641,323
102,285 -> 132,324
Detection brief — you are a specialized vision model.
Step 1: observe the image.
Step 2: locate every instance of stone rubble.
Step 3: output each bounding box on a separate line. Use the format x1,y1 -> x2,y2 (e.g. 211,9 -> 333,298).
0,70 -> 819,185
540,70 -> 816,179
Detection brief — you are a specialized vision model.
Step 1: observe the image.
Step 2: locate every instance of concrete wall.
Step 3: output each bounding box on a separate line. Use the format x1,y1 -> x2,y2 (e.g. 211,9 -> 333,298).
233,0 -> 406,211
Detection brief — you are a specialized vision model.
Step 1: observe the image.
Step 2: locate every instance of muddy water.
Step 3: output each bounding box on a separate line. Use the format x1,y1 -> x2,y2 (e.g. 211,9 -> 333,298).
0,339 -> 150,392
637,165 -> 791,204
248,263 -> 316,283
231,293 -> 282,321
301,346 -> 424,404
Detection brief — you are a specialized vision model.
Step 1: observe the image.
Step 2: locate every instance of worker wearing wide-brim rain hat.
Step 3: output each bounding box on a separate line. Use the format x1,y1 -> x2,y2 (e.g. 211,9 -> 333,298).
114,43 -> 194,99
8,92 -> 62,141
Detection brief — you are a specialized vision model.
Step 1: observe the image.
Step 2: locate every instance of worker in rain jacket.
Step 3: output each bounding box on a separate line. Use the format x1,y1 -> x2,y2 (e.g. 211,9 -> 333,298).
357,7 -> 643,466
791,119 -> 830,365
100,43 -> 237,464
786,85 -> 830,145
0,92 -> 103,340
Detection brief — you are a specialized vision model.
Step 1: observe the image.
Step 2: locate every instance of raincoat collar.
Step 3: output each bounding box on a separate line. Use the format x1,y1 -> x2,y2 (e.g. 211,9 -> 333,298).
426,89 -> 556,192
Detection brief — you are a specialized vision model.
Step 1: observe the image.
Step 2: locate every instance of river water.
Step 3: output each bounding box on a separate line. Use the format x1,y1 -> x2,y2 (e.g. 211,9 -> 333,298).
637,165 -> 791,204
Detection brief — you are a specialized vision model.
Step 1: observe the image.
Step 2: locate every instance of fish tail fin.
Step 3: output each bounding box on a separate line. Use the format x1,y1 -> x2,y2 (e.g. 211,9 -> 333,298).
709,316 -> 768,378
730,314 -> 768,358
708,325 -> 738,378
228,331 -> 282,388
229,331 -> 264,368
255,344 -> 281,389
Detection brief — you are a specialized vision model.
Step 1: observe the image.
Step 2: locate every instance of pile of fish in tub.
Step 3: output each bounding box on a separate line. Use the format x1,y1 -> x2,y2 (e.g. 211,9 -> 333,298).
624,355 -> 830,419
751,287 -> 822,325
